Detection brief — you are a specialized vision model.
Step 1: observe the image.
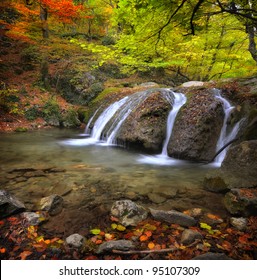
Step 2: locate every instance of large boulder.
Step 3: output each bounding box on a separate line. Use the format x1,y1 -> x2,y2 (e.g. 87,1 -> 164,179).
116,89 -> 173,152
221,140 -> 257,179
167,89 -> 224,162
0,190 -> 25,218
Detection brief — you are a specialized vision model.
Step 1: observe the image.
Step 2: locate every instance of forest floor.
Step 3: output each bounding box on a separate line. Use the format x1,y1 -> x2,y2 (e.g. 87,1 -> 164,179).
1,210 -> 257,260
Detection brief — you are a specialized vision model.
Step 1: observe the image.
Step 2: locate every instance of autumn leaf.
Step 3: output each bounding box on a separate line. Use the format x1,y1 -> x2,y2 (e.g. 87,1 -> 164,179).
139,235 -> 149,242
90,229 -> 101,235
148,242 -> 155,249
0,247 -> 6,254
116,225 -> 126,232
111,223 -> 117,230
20,251 -> 32,260
144,231 -> 152,237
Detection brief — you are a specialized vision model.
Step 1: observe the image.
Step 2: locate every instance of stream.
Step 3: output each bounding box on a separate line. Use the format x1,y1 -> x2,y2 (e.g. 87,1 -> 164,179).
0,128 -> 226,237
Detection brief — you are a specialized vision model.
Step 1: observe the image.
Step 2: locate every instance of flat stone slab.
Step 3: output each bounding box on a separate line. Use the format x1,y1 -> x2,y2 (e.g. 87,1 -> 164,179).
150,208 -> 196,227
96,240 -> 135,254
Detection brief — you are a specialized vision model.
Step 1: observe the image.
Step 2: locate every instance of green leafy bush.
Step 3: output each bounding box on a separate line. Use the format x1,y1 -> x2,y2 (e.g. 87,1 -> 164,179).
0,83 -> 21,114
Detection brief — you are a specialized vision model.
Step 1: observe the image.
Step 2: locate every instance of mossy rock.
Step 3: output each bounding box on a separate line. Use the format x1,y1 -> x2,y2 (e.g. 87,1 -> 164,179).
61,109 -> 81,128
15,127 -> 28,132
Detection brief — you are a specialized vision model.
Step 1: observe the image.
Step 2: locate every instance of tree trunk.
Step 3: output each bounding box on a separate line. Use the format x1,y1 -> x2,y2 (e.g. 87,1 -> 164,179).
246,23 -> 257,63
40,4 -> 49,39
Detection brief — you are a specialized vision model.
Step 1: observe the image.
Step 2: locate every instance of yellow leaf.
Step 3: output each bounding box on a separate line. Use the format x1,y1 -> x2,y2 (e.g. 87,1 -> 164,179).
148,242 -> 155,250
116,225 -> 126,231
203,242 -> 212,247
111,223 -> 117,230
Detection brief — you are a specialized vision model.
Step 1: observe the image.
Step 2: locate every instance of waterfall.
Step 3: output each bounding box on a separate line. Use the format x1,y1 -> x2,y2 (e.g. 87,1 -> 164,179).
161,92 -> 187,156
138,91 -> 187,165
214,90 -> 242,165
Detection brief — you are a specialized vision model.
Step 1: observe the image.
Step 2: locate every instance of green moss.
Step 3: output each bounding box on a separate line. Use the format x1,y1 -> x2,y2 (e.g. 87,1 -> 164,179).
15,127 -> 28,132
91,87 -> 120,105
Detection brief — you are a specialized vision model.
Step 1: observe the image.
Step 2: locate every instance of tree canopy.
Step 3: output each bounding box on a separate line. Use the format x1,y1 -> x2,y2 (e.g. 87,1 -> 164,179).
0,0 -> 257,80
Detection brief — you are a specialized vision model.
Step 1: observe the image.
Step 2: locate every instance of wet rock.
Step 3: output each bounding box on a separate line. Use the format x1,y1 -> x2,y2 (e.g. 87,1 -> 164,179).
203,175 -> 229,193
181,229 -> 203,245
221,140 -> 257,184
111,200 -> 148,226
124,191 -> 137,200
116,89 -> 173,152
192,252 -> 232,260
230,217 -> 247,231
152,186 -> 177,198
139,82 -> 159,88
147,193 -> 167,204
24,170 -> 46,178
204,169 -> 256,190
40,194 -> 64,216
96,240 -> 135,254
183,208 -> 203,218
22,211 -> 46,226
150,209 -> 196,227
0,190 -> 25,218
181,81 -> 205,88
66,234 -> 85,248
200,213 -> 224,226
224,188 -> 257,216
168,89 -> 224,162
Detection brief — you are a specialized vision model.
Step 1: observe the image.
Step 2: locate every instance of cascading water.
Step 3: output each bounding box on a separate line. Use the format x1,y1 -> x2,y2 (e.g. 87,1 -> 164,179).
138,92 -> 187,165
213,90 -> 242,166
62,89 -> 160,146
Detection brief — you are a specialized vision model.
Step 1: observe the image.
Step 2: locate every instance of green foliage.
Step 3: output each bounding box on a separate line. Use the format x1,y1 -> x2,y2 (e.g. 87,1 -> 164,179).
24,105 -> 42,121
42,97 -> 61,121
0,84 -> 21,114
20,45 -> 40,64
61,108 -> 81,128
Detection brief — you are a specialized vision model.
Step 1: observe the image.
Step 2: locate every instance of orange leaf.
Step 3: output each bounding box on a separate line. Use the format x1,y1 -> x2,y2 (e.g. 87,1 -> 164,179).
50,237 -> 60,243
206,213 -> 222,221
144,231 -> 152,237
0,220 -> 5,226
20,251 -> 32,260
148,242 -> 155,250
44,239 -> 51,245
95,240 -> 103,245
139,235 -> 148,242
0,248 -> 6,254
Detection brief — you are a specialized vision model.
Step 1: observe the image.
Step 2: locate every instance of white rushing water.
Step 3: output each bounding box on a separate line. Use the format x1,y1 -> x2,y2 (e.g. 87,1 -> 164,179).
213,90 -> 242,166
62,89 -> 154,146
138,92 -> 187,165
